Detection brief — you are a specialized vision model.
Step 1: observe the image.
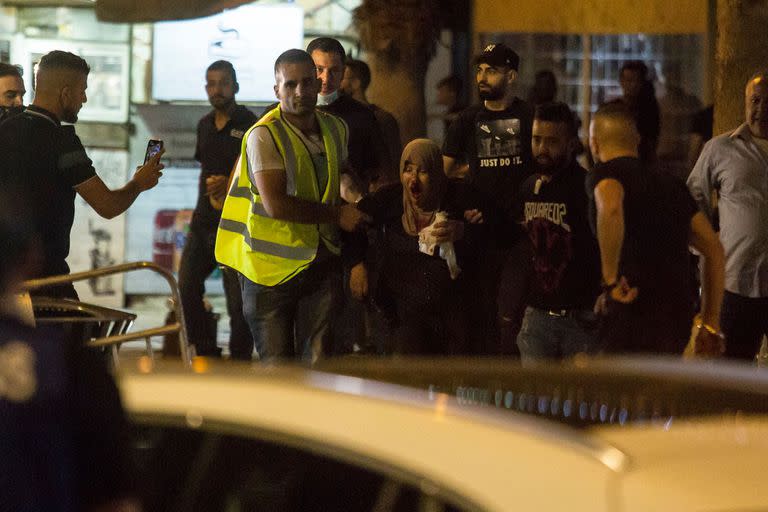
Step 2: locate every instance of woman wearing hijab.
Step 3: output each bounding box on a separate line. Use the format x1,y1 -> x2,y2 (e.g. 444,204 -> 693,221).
348,139 -> 482,355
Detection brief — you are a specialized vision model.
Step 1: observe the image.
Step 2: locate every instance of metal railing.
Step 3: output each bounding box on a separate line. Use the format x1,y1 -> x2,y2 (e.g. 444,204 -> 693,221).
22,261 -> 191,366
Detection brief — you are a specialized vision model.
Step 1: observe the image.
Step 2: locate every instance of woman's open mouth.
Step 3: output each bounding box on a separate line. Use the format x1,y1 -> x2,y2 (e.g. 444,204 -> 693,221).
409,181 -> 422,200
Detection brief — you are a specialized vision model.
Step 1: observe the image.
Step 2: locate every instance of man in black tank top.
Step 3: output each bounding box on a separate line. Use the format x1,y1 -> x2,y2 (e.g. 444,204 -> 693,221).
587,102 -> 725,355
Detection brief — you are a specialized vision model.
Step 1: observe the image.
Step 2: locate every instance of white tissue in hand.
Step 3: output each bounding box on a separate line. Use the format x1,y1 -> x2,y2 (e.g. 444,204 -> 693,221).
418,226 -> 438,255
417,211 -> 461,279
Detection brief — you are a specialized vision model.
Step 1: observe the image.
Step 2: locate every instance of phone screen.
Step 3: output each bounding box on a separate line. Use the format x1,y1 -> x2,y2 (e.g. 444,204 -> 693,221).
144,139 -> 163,164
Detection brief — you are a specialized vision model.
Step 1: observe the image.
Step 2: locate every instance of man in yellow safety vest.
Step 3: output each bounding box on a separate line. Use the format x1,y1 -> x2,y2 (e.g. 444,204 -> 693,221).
216,49 -> 368,363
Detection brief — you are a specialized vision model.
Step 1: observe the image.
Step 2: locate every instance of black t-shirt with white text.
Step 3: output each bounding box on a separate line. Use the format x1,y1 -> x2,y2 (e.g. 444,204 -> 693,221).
519,161 -> 601,310
586,157 -> 698,308
443,99 -> 534,228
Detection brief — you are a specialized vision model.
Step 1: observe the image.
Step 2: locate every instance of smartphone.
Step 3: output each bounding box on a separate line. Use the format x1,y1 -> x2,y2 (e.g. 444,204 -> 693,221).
144,139 -> 164,164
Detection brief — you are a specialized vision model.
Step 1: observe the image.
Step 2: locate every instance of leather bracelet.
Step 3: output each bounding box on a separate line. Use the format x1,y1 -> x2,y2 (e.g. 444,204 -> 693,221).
601,281 -> 618,293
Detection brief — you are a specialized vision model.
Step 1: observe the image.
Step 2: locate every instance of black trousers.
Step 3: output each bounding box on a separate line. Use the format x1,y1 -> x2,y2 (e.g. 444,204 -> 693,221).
178,226 -> 253,359
599,299 -> 693,355
720,291 -> 768,361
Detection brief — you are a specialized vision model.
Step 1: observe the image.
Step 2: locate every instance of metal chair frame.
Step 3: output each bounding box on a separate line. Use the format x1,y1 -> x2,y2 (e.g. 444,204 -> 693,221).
22,261 -> 191,366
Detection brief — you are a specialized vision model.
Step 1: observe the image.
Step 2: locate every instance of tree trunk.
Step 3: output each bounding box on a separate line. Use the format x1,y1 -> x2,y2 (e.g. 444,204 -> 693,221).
366,59 -> 427,147
714,0 -> 768,135
353,0 -> 440,147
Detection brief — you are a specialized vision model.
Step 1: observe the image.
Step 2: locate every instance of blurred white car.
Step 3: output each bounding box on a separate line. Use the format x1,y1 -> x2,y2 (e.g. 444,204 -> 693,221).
119,357 -> 768,511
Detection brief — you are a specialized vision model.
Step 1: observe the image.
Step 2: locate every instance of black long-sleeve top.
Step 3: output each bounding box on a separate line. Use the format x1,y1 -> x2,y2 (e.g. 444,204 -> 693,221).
347,181 -> 485,313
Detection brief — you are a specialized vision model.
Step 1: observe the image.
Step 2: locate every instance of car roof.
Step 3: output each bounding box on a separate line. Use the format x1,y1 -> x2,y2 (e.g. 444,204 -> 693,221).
118,357 -> 768,511
595,418 -> 768,511
119,360 -> 624,511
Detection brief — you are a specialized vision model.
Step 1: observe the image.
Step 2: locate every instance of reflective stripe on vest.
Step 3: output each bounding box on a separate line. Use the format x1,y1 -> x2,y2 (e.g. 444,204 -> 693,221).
215,106 -> 345,286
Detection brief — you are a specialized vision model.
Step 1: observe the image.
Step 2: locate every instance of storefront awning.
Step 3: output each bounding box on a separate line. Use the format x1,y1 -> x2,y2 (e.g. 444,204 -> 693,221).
95,0 -> 252,22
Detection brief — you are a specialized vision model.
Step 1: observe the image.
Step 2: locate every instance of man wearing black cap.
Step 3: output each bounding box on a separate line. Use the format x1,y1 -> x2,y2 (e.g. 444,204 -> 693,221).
443,42 -> 534,355
444,43 -> 533,216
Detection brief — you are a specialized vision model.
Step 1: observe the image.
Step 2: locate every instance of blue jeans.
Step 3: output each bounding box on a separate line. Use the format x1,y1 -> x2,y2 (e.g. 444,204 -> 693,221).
240,257 -> 341,363
516,306 -> 601,361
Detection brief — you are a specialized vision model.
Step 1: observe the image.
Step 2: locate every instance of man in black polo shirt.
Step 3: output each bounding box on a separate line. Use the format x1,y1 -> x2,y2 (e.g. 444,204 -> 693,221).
178,60 -> 257,359
0,50 -> 164,299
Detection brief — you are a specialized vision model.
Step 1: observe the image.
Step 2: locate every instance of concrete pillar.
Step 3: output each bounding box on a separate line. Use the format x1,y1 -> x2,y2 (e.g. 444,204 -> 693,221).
714,0 -> 768,135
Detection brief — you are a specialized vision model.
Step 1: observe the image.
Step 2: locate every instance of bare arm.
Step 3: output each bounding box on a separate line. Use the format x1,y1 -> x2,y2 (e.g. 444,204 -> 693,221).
594,178 -> 625,285
689,211 -> 725,328
253,169 -> 367,232
205,155 -> 242,205
340,161 -> 365,204
76,151 -> 164,219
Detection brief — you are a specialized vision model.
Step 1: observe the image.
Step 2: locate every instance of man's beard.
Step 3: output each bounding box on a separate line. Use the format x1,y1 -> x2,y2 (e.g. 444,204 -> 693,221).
209,95 -> 234,110
535,155 -> 566,175
478,83 -> 505,101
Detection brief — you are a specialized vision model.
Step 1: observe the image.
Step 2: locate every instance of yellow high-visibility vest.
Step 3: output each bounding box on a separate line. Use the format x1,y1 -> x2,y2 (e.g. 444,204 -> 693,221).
215,106 -> 345,286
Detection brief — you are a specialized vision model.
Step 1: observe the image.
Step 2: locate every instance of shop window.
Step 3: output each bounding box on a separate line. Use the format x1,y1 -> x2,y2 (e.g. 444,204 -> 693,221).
479,32 -> 705,171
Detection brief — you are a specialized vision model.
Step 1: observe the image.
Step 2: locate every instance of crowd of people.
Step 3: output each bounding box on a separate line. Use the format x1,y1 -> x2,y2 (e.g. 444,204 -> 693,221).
1,36 -> 767,510
1,39 -> 766,367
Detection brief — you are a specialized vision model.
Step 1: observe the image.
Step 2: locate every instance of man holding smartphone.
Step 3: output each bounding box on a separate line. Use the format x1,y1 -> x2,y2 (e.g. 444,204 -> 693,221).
178,60 -> 257,359
0,50 -> 164,299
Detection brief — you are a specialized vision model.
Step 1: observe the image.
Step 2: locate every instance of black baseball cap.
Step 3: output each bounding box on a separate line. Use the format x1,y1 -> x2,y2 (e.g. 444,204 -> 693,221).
474,43 -> 520,71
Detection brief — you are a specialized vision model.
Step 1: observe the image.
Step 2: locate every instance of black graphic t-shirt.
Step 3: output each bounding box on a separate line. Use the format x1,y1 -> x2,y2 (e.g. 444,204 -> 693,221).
443,99 -> 534,228
518,161 -> 601,310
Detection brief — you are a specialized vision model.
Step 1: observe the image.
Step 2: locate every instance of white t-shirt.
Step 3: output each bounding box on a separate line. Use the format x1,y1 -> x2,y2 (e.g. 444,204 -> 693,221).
245,115 -> 348,194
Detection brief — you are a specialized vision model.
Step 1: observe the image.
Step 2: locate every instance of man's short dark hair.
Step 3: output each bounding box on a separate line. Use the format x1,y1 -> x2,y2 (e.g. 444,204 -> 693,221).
436,75 -> 462,95
534,101 -> 577,137
345,59 -> 371,91
0,63 -> 22,79
620,60 -> 648,79
306,37 -> 346,64
274,49 -> 316,75
38,50 -> 90,75
595,100 -> 636,124
207,60 -> 238,85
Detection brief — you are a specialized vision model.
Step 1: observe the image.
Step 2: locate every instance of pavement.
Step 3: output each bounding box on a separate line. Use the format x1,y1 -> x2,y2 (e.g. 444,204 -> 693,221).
121,294 -> 235,359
